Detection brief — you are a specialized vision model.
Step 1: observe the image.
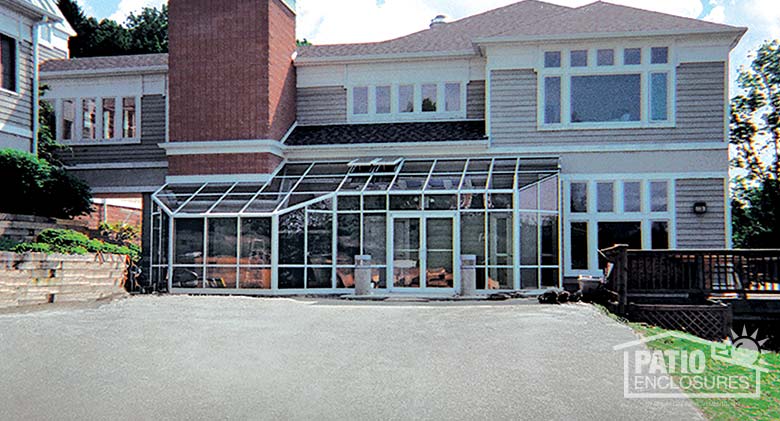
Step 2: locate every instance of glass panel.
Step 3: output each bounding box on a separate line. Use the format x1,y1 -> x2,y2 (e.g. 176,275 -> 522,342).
521,268 -> 539,290
422,84 -> 437,112
62,99 -> 75,140
425,195 -> 457,210
466,159 -> 492,173
389,195 -> 421,210
337,214 -> 360,266
541,268 -> 559,288
540,177 -> 558,211
122,97 -> 136,138
376,85 -> 391,114
174,219 -> 203,265
570,50 -> 588,67
541,215 -> 558,266
426,218 -> 454,288
520,213 -> 538,266
623,182 -> 642,212
82,98 -> 97,139
364,215 -> 386,265
240,267 -> 271,289
544,77 -> 561,124
393,218 -> 420,288
433,160 -> 466,173
363,195 -> 386,210
651,47 -> 669,64
208,218 -> 238,265
279,268 -> 304,289
544,51 -> 561,68
598,222 -> 642,268
307,267 -> 332,289
489,173 -> 515,190
460,192 -> 485,210
279,210 -> 305,264
102,98 -> 115,139
624,48 -> 642,65
399,84 -> 414,113
571,222 -> 589,270
519,184 -> 538,210
461,173 -> 489,190
393,175 -> 427,191
570,182 -> 588,213
597,49 -> 614,66
206,266 -> 236,289
307,212 -> 332,265
571,75 -> 641,123
241,218 -> 271,266
488,267 -> 512,290
461,213 -> 485,265
651,73 -> 669,121
445,83 -> 461,112
488,213 -> 513,266
597,182 -> 614,213
488,194 -> 513,209
651,181 -> 668,212
337,196 -> 360,211
425,175 -> 460,191
172,267 -> 203,289
336,267 -> 354,289
652,221 -> 669,250
353,87 -> 368,114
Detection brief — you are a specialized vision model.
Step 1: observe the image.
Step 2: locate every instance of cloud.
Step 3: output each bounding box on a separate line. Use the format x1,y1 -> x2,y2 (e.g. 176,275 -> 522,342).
105,0 -> 166,23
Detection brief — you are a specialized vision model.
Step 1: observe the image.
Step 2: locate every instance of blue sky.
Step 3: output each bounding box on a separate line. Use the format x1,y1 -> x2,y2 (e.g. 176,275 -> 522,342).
83,0 -> 780,90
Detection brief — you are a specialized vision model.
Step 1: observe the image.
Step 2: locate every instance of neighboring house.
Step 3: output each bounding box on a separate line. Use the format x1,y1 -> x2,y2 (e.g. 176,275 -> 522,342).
0,0 -> 73,152
39,0 -> 745,294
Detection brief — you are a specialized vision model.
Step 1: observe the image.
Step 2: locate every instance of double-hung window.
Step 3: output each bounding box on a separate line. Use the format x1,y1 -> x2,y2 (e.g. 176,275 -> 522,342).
0,34 -> 17,92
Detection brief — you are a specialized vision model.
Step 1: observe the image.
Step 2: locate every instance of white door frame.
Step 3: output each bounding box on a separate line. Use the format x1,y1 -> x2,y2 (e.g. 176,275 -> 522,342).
387,211 -> 460,293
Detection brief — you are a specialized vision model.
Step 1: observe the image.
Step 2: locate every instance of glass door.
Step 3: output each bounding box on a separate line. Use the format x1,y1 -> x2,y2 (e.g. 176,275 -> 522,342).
426,218 -> 454,289
390,214 -> 456,291
392,218 -> 421,288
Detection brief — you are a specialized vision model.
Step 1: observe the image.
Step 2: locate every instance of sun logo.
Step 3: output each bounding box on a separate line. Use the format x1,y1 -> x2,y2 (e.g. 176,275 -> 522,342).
728,326 -> 769,366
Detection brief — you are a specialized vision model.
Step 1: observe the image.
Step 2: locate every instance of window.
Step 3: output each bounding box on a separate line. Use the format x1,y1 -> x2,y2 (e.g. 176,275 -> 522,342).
650,73 -> 669,121
570,50 -> 588,67
651,221 -> 669,250
571,222 -> 589,270
353,87 -> 368,115
544,77 -> 561,124
624,48 -> 642,65
421,84 -> 437,112
651,47 -> 669,64
544,51 -> 561,68
123,97 -> 137,138
399,85 -> 414,113
598,222 -> 642,268
571,75 -> 640,123
0,34 -> 16,92
82,98 -> 97,140
623,182 -> 642,212
445,83 -> 461,112
597,182 -> 614,213
597,49 -> 614,66
102,98 -> 116,139
570,182 -> 588,213
62,99 -> 75,141
650,181 -> 668,212
375,86 -> 391,114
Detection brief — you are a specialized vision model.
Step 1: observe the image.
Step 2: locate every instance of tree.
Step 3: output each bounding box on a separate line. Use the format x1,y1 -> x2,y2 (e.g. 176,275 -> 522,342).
730,40 -> 780,183
732,180 -> 780,248
126,5 -> 168,54
38,85 -> 68,165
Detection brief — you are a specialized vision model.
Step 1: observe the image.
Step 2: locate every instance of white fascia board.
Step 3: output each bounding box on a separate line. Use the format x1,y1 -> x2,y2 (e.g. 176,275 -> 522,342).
295,50 -> 477,66
161,139 -> 286,157
91,186 -> 162,194
40,66 -> 168,79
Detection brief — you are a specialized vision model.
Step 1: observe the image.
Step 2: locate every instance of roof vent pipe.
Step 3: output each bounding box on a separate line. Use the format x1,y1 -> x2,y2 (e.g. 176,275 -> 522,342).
430,15 -> 447,28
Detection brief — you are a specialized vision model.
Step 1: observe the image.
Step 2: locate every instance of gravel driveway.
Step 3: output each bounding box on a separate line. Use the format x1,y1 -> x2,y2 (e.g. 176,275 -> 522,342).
0,296 -> 702,420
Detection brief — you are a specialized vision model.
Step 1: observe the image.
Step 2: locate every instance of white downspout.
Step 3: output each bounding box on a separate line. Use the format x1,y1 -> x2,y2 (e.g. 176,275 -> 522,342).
31,17 -> 50,156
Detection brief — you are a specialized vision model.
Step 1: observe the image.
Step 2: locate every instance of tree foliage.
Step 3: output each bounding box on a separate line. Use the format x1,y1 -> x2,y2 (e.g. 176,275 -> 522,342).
38,85 -> 68,165
732,180 -> 780,248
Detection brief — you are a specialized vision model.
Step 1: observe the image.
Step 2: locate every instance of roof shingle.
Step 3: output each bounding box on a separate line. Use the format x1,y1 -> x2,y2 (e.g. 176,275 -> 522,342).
40,53 -> 169,73
285,121 -> 486,146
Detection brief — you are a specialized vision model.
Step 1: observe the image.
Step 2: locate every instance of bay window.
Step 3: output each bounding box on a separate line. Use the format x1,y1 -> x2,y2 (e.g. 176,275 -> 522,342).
445,83 -> 461,112
399,85 -> 414,113
375,86 -> 391,114
352,87 -> 368,115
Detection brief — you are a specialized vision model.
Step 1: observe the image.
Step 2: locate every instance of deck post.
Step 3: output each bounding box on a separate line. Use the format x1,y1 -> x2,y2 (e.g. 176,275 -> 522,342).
615,244 -> 629,315
355,255 -> 372,296
460,255 -> 477,297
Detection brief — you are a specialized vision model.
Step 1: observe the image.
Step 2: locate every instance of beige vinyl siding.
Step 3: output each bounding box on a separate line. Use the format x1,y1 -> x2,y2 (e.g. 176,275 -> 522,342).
38,44 -> 68,64
467,80 -> 485,120
60,94 -> 167,166
675,178 -> 727,249
297,86 -> 347,125
0,40 -> 33,134
489,62 -> 726,146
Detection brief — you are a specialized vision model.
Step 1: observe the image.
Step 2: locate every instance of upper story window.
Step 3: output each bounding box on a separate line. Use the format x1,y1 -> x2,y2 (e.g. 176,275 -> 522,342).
540,45 -> 674,129
0,34 -> 17,92
349,82 -> 466,122
50,95 -> 140,143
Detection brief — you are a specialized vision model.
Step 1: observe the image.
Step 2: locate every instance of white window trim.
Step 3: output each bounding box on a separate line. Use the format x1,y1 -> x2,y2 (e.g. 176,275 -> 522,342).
537,44 -> 676,131
563,175 -> 677,277
348,81 -> 467,123
53,95 -> 141,144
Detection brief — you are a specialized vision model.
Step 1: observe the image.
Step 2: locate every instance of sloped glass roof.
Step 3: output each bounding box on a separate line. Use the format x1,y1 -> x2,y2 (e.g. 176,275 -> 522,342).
153,157 -> 560,217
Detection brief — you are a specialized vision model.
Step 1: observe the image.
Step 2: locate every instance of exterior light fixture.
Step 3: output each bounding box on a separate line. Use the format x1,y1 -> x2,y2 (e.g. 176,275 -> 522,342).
693,202 -> 708,214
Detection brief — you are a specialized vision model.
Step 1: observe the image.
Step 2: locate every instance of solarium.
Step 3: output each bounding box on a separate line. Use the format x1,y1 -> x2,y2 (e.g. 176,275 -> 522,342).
150,157 -> 561,294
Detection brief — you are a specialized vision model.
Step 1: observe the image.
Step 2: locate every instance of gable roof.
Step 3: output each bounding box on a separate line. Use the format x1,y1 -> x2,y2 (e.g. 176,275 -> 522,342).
40,53 -> 169,74
14,0 -> 76,36
297,0 -> 746,63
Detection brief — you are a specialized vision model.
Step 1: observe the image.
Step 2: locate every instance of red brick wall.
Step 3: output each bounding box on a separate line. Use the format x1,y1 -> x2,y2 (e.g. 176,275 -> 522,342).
168,0 -> 296,143
168,153 -> 284,176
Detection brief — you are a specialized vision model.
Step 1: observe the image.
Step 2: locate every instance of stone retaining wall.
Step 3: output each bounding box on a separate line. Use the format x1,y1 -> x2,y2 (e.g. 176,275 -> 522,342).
0,213 -> 89,244
0,252 -> 128,309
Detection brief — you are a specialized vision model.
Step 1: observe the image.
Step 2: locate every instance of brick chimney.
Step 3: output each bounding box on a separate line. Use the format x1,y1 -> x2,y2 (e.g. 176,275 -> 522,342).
167,0 -> 296,176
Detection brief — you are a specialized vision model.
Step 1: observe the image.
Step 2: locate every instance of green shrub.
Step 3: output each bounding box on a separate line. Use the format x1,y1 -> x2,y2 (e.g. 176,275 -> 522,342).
24,228 -> 140,260
13,243 -> 53,253
0,237 -> 18,251
37,229 -> 91,250
0,149 -> 92,219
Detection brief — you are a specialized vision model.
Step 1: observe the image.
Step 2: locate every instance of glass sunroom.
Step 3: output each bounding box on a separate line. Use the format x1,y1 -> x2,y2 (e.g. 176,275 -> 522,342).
150,157 -> 561,294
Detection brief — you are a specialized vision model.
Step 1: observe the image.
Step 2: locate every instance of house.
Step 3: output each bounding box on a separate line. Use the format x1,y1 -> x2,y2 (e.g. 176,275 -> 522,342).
39,0 -> 746,294
0,0 -> 73,152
